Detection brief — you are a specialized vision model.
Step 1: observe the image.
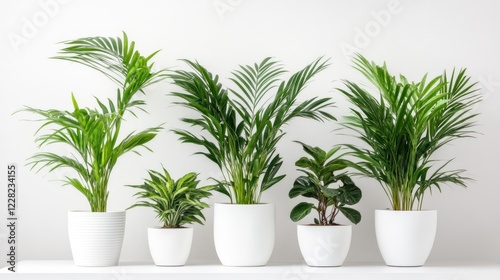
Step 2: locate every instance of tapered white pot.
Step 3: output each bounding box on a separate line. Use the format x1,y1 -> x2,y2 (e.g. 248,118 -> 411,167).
375,210 -> 437,267
214,203 -> 275,266
68,211 -> 126,267
297,225 -> 352,267
148,227 -> 193,266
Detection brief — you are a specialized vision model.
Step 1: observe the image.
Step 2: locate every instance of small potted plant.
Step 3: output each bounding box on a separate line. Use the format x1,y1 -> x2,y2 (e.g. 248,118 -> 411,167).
21,33 -> 167,266
128,167 -> 213,266
169,58 -> 335,266
340,54 -> 481,266
289,142 -> 362,267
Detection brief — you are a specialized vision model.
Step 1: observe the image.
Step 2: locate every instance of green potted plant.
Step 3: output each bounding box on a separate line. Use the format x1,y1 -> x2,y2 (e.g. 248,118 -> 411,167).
340,54 -> 481,266
169,57 -> 335,266
289,142 -> 361,267
21,33 -> 167,266
128,167 -> 212,266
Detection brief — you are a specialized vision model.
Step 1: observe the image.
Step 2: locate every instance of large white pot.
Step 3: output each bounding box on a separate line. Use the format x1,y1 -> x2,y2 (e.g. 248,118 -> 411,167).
68,211 -> 126,267
375,209 -> 437,266
148,227 -> 193,266
214,203 -> 275,266
297,224 -> 352,267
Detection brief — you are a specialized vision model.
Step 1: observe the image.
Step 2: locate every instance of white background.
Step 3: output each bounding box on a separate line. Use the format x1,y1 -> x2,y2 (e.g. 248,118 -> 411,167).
1,0 -> 499,266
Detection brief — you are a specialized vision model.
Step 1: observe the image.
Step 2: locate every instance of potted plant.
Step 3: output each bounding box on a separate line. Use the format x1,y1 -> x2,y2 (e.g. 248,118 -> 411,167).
169,57 -> 335,266
340,54 -> 481,266
289,142 -> 361,266
128,167 -> 212,266
21,33 -> 167,266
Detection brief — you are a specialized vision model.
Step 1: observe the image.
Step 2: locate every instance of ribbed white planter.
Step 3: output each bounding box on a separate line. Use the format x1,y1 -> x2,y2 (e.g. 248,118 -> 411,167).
68,211 -> 126,267
214,203 -> 275,266
375,209 -> 437,267
297,224 -> 352,267
148,227 -> 193,266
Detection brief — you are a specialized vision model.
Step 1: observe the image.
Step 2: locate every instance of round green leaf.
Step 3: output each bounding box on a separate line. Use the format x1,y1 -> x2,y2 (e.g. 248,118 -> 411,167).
338,206 -> 361,224
289,176 -> 314,198
290,202 -> 314,222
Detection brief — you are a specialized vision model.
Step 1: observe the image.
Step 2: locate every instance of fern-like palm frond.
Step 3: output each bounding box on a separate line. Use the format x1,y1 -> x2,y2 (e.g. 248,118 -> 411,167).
170,57 -> 335,204
341,54 -> 481,210
21,33 -> 167,212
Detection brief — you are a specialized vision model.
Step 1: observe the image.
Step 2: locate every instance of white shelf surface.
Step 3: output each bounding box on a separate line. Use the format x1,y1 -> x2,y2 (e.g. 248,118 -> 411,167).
1,260 -> 500,280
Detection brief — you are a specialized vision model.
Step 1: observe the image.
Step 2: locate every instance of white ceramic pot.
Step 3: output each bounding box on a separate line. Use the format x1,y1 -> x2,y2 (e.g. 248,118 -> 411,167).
68,211 -> 126,267
148,227 -> 193,266
214,203 -> 275,266
375,209 -> 437,267
297,224 -> 352,267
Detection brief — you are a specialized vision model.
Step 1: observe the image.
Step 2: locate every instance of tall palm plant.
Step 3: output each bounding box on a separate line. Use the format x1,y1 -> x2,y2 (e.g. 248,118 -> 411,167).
170,57 -> 335,204
340,54 -> 481,211
22,33 -> 167,212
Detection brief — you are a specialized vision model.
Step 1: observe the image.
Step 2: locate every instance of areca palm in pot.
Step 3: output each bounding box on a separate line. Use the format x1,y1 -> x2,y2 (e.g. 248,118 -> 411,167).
170,57 -> 335,266
22,33 -> 167,266
340,54 -> 481,266
128,167 -> 212,266
289,142 -> 361,266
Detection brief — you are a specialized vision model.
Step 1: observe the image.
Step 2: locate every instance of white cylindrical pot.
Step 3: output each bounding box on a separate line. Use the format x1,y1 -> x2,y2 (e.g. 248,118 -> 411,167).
148,227 -> 193,266
68,211 -> 126,267
375,209 -> 437,267
214,203 -> 275,266
297,225 -> 352,267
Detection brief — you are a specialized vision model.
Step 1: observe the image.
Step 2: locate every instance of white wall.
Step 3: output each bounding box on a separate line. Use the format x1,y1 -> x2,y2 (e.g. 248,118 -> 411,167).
1,0 -> 499,266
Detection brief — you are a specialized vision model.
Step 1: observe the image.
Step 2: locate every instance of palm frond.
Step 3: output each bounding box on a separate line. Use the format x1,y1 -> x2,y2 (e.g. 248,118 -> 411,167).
20,33 -> 167,212
53,32 -> 168,113
170,57 -> 335,204
341,54 -> 481,210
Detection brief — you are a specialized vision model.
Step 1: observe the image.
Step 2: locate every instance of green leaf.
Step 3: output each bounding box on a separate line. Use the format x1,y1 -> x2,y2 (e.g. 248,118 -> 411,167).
322,187 -> 339,199
298,141 -> 327,164
338,206 -> 361,225
290,202 -> 314,222
295,157 -> 312,169
261,154 -> 285,192
289,176 -> 317,199
337,179 -> 362,205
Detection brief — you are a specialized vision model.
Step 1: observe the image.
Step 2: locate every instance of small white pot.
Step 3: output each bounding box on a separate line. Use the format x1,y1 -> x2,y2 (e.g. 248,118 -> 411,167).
68,211 -> 126,267
297,224 -> 352,267
148,227 -> 193,266
214,203 -> 275,266
375,209 -> 437,267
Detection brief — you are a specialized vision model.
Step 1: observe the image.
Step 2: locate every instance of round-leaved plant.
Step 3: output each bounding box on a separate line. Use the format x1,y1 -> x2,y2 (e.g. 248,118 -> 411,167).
289,142 -> 362,225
